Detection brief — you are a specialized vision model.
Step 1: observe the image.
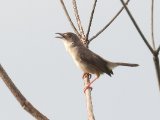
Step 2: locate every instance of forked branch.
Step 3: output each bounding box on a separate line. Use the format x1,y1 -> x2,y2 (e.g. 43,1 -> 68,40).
120,0 -> 160,91
0,64 -> 49,120
151,0 -> 160,91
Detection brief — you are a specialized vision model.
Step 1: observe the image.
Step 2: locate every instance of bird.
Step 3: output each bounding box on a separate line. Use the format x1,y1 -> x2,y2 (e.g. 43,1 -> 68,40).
55,32 -> 139,93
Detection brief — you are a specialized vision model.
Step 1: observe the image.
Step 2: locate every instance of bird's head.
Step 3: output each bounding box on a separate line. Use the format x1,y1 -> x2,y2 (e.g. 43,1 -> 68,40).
55,32 -> 80,43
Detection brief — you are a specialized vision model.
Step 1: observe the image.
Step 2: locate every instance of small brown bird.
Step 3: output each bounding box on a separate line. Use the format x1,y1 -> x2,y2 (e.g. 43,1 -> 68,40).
56,32 -> 138,92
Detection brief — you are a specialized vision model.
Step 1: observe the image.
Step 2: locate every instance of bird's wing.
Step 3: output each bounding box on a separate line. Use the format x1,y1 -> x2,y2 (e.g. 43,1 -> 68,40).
79,47 -> 113,76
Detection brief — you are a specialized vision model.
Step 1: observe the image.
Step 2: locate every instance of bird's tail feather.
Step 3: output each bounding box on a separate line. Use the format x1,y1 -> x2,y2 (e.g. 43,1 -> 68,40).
115,62 -> 139,67
108,62 -> 139,69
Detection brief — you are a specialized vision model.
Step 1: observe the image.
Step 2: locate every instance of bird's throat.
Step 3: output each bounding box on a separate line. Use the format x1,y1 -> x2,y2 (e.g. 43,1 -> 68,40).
63,41 -> 78,58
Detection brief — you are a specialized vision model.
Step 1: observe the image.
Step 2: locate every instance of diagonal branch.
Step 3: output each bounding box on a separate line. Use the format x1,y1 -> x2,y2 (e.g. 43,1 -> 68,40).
60,0 -> 80,37
151,0 -> 156,50
0,64 -> 49,120
89,0 -> 130,42
72,0 -> 85,38
86,0 -> 97,40
120,0 -> 154,54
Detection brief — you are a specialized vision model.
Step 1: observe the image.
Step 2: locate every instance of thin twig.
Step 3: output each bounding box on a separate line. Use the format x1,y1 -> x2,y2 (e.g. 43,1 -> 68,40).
60,0 -> 80,37
0,64 -> 49,120
72,0 -> 85,38
151,0 -> 156,50
86,0 -> 97,40
84,76 -> 95,120
120,0 -> 154,54
89,0 -> 130,42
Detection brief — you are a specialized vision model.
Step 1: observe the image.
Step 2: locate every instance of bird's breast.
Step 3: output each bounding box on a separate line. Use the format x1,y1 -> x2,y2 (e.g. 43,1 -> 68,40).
63,41 -> 85,70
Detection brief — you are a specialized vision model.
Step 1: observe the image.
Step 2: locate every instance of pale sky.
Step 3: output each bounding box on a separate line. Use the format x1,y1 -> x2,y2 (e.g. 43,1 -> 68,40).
0,0 -> 160,120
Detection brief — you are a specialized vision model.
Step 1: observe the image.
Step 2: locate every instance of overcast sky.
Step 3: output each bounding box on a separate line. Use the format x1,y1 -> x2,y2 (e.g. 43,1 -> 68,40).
0,0 -> 160,120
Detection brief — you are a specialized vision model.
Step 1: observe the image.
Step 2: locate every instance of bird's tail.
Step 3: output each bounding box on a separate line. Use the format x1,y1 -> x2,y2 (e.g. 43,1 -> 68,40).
115,62 -> 139,67
108,62 -> 139,69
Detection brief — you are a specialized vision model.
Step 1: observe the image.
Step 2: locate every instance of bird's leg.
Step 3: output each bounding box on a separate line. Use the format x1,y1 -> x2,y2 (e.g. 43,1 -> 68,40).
84,77 -> 98,93
84,73 -> 100,93
82,73 -> 92,92
82,73 -> 92,79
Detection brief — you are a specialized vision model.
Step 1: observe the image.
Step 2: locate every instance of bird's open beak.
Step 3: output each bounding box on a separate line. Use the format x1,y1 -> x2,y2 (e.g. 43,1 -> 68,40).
55,33 -> 65,39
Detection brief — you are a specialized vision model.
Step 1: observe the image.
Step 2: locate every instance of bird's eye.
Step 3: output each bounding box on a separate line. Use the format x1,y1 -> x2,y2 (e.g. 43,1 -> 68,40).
64,33 -> 68,36
67,34 -> 71,38
64,33 -> 72,38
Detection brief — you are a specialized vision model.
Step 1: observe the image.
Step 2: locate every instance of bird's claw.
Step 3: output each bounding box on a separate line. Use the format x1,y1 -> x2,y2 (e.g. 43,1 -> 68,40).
82,73 -> 92,79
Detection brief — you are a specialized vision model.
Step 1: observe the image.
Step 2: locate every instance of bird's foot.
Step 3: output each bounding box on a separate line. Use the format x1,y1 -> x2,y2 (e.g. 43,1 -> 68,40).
82,73 -> 92,79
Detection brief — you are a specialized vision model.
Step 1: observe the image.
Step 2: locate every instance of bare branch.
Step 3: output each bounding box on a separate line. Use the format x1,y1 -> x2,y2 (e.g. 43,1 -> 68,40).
151,0 -> 156,50
89,0 -> 130,42
84,76 -> 95,120
72,0 -> 85,38
153,55 -> 160,91
120,0 -> 154,54
60,0 -> 80,37
0,64 -> 49,120
86,0 -> 97,40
